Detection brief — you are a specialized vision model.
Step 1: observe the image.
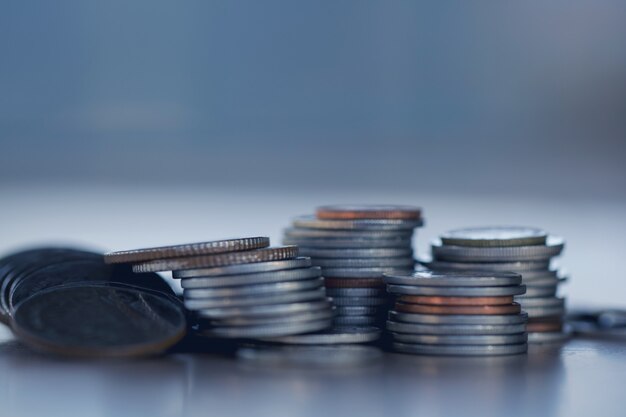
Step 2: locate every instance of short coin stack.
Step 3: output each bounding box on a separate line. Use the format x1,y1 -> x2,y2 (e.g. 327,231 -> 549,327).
422,226 -> 568,343
384,270 -> 528,356
105,237 -> 334,339
283,205 -> 423,329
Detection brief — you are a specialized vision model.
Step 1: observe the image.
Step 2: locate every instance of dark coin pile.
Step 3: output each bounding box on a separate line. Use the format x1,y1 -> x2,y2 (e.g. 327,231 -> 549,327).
283,205 -> 423,331
107,238 -> 335,339
0,247 -> 185,358
421,226 -> 568,343
384,270 -> 529,356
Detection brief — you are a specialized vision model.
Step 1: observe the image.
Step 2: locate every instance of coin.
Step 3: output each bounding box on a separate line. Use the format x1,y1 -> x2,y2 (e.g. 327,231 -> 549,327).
392,342 -> 528,356
236,345 -> 383,367
516,297 -> 565,308
383,270 -> 522,287
521,306 -> 566,318
293,215 -> 422,231
527,331 -> 569,343
133,246 -> 299,273
184,288 -> 326,310
395,302 -> 521,315
262,326 -> 381,344
399,296 -> 514,306
173,257 -> 312,278
325,288 -> 386,297
331,296 -> 388,306
391,333 -> 527,345
420,258 -> 551,272
440,226 -> 547,247
333,316 -> 380,326
209,308 -> 335,327
314,257 -> 415,268
180,267 -> 322,288
197,299 -> 333,319
335,306 -> 380,316
324,278 -> 385,288
527,320 -> 563,332
183,278 -> 323,299
284,227 -> 413,239
315,205 -> 422,220
104,237 -> 270,264
386,320 -> 527,335
12,284 -> 186,358
283,237 -> 412,248
299,247 -> 412,259
200,318 -> 332,338
389,310 -> 529,325
431,236 -> 564,262
322,267 -> 414,278
517,286 -> 557,297
388,284 -> 526,297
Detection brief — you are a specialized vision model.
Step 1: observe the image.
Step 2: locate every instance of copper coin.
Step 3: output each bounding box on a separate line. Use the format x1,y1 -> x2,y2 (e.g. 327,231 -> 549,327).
316,205 -> 422,220
324,278 -> 385,288
398,295 -> 514,306
527,318 -> 563,332
395,302 -> 521,315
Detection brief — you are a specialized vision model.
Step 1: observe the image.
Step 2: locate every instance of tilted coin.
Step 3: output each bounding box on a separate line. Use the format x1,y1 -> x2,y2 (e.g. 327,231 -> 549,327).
389,310 -> 529,325
527,331 -> 569,343
180,266 -> 322,288
394,302 -> 521,315
517,286 -> 557,298
104,237 -> 270,264
440,226 -> 547,247
262,326 -> 381,345
283,236 -> 412,248
236,345 -> 383,367
183,278 -> 323,298
431,236 -> 564,262
322,267 -> 414,279
391,332 -> 527,345
333,316 -> 380,326
324,277 -> 385,288
516,297 -> 565,308
133,246 -> 299,273
384,270 -> 522,287
299,247 -> 412,259
326,288 -> 386,297
392,342 -> 528,356
284,227 -> 413,240
12,284 -> 186,358
293,215 -> 422,231
184,288 -> 326,310
387,320 -> 527,335
335,306 -> 380,316
314,257 -> 415,268
200,318 -> 332,338
315,205 -> 422,220
387,284 -> 526,297
418,257 -> 551,272
197,299 -> 333,319
399,295 -> 514,306
209,308 -> 335,327
173,257 -> 312,278
331,296 -> 389,306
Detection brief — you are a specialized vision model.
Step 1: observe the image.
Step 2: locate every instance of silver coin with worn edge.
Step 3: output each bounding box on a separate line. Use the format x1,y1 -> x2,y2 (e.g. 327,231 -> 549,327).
293,215 -> 423,231
419,257 -> 551,272
209,308 -> 335,327
331,296 -> 389,306
527,331 -> 570,343
314,257 -> 415,268
431,236 -> 564,262
440,226 -> 547,247
392,342 -> 528,356
523,306 -> 566,318
183,278 -> 323,298
299,247 -> 413,259
387,320 -> 527,335
173,257 -> 312,278
384,270 -> 522,287
387,284 -> 526,297
517,286 -> 557,297
336,306 -> 380,316
392,332 -> 528,345
284,227 -> 413,239
333,316 -> 380,326
262,326 -> 381,345
180,266 -> 322,288
326,288 -> 386,297
322,267 -> 414,278
104,237 -> 270,264
389,310 -> 529,325
236,345 -> 383,366
516,297 -> 565,308
197,299 -> 333,319
200,318 -> 332,338
185,289 -> 326,310
283,237 -> 412,249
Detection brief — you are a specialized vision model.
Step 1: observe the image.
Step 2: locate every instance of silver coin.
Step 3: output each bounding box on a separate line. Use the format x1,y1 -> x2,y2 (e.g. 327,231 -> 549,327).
333,316 -> 380,326
200,318 -> 332,338
185,289 -> 326,310
300,247 -> 412,259
517,285 -> 557,298
517,269 -> 559,280
527,331 -> 570,343
522,306 -> 566,318
284,227 -> 413,239
516,297 -> 565,308
521,275 -> 561,285
210,308 -> 335,327
392,342 -> 528,356
283,237 -> 412,249
322,267 -> 414,278
420,257 -> 551,272
293,216 -> 422,231
389,310 -> 528,325
184,278 -> 323,299
263,326 -> 381,345
173,257 -> 312,278
314,257 -> 415,268
392,332 -> 528,345
387,284 -> 526,297
336,306 -> 380,316
197,299 -> 333,319
440,226 -> 547,247
180,266 -> 322,288
387,320 -> 527,335
431,236 -> 564,262
237,345 -> 383,366
384,270 -> 522,287
326,288 -> 386,297
331,296 -> 389,306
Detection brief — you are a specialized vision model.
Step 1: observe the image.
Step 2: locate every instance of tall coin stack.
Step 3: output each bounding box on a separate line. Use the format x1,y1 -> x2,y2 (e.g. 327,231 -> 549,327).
384,270 -> 528,356
106,237 -> 335,339
283,205 -> 423,330
422,226 -> 568,343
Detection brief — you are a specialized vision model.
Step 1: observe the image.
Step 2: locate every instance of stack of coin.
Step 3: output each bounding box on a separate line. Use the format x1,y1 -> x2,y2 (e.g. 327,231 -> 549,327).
283,205 -> 423,329
421,226 -> 568,343
384,270 -> 528,356
106,237 -> 334,339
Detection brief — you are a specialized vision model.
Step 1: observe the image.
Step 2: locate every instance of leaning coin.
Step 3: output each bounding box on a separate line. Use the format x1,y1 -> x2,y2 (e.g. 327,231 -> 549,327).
398,295 -> 514,306
133,246 -> 299,273
200,318 -> 332,338
326,288 -> 386,297
335,306 -> 380,316
283,237 -> 412,248
384,270 -> 522,287
197,299 -> 333,319
173,257 -> 312,278
431,236 -> 564,262
293,215 -> 422,231
180,267 -> 322,288
440,226 -> 547,247
331,296 -> 389,307
184,288 -> 326,310
299,247 -> 412,259
183,278 -> 323,299
386,320 -> 527,335
262,326 -> 381,345
322,267 -> 414,278
236,345 -> 383,367
333,316 -> 380,326
392,333 -> 527,345
419,257 -> 551,272
387,284 -> 526,297
284,227 -> 413,240
527,331 -> 570,344
209,308 -> 335,327
104,237 -> 270,264
12,284 -> 186,358
314,257 -> 415,268
394,302 -> 521,315
392,342 -> 528,356
315,204 -> 422,220
389,310 -> 528,325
